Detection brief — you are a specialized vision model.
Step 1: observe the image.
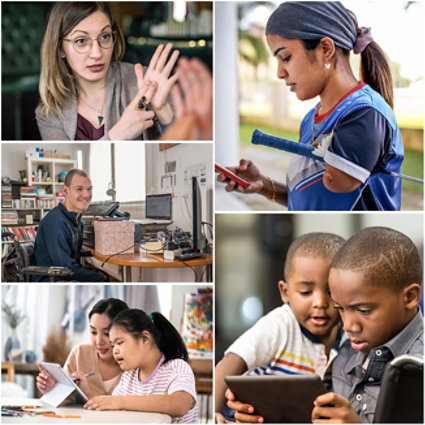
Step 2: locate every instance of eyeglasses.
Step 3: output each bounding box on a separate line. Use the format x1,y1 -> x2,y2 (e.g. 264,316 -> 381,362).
62,32 -> 116,54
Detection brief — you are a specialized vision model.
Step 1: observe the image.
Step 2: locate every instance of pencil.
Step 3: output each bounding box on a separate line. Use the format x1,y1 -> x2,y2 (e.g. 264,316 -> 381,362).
71,371 -> 95,381
42,414 -> 81,419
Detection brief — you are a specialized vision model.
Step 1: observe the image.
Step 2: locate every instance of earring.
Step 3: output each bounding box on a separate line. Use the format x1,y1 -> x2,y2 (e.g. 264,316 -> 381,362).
325,63 -> 331,70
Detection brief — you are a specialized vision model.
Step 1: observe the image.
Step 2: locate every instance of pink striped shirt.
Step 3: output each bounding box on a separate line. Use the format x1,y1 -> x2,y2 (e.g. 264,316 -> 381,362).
113,355 -> 198,423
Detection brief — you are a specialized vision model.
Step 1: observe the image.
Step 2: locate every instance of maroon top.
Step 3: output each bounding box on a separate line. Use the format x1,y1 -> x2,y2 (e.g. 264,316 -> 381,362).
75,114 -> 105,140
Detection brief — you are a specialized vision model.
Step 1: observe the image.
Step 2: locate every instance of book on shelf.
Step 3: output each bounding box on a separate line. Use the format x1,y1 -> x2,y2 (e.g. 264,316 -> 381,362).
1,210 -> 19,224
11,197 -> 37,209
38,196 -> 57,209
20,186 -> 38,195
1,225 -> 37,242
1,184 -> 12,208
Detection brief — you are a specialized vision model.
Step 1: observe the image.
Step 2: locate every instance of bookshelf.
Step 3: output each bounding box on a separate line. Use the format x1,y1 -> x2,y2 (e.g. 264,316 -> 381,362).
27,157 -> 77,197
1,157 -> 77,255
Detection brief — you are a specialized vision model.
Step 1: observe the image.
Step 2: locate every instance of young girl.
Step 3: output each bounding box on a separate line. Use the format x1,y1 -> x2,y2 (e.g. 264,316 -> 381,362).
37,298 -> 128,398
36,2 -> 178,141
84,309 -> 198,423
218,1 -> 403,211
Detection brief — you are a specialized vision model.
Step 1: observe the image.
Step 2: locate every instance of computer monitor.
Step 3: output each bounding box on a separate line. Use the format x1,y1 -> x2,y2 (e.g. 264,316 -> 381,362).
145,194 -> 172,220
192,176 -> 205,252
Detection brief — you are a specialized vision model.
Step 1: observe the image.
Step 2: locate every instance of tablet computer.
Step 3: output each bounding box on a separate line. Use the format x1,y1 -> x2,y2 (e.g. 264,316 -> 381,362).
225,374 -> 327,423
41,362 -> 89,404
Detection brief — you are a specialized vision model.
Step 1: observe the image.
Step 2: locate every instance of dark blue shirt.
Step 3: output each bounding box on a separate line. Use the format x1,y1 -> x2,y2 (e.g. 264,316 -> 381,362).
287,82 -> 403,210
34,203 -> 106,282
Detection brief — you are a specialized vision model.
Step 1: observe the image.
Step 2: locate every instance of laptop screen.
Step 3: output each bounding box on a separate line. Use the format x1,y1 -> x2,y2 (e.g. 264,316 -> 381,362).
145,194 -> 172,220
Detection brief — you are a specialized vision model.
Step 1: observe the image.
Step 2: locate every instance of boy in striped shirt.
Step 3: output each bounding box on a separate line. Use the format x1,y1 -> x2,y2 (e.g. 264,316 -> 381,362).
215,232 -> 345,423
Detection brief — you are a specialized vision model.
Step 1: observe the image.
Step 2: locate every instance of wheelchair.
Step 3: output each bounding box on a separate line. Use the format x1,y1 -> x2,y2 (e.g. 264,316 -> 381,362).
2,232 -> 72,282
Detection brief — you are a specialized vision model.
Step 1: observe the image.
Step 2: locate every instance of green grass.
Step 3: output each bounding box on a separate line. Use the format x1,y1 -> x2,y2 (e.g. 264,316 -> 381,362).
240,123 -> 423,194
240,123 -> 299,145
401,149 -> 423,194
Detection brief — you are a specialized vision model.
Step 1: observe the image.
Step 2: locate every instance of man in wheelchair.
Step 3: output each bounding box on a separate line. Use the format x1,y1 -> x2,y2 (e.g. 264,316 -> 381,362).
32,168 -> 107,282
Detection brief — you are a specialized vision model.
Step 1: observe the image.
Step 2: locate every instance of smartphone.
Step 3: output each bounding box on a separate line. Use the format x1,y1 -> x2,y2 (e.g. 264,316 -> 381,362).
215,163 -> 251,188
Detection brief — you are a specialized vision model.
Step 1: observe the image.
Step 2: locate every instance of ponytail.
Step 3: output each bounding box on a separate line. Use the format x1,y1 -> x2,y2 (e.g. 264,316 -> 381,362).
359,42 -> 394,109
111,309 -> 189,363
348,10 -> 394,109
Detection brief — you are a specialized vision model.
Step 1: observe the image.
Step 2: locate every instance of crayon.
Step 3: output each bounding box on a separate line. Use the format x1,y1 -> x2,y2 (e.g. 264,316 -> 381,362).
42,414 -> 81,419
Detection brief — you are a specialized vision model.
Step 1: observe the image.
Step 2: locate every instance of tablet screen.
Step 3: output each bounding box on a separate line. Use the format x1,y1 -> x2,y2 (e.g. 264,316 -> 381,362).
225,374 -> 327,423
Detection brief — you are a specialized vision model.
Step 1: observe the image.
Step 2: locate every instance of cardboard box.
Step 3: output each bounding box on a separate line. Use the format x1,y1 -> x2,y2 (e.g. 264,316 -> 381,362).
94,219 -> 135,255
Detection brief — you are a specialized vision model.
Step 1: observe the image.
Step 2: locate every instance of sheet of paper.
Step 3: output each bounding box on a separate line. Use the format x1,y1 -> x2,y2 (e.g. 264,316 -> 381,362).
1,397 -> 43,407
41,383 -> 74,407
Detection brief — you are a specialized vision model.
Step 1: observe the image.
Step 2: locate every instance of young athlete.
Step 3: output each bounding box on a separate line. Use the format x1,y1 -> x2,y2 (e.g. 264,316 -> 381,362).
218,1 -> 403,211
215,232 -> 345,423
84,309 -> 198,423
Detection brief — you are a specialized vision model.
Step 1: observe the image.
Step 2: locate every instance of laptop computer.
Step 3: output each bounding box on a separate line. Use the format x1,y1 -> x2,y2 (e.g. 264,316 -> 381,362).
139,193 -> 173,225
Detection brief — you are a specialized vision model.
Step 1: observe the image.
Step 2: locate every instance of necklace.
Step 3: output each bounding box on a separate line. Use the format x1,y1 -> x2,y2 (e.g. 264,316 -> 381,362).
79,96 -> 104,126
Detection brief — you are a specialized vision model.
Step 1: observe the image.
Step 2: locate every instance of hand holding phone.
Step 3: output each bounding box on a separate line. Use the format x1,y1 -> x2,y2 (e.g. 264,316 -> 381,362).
215,163 -> 251,188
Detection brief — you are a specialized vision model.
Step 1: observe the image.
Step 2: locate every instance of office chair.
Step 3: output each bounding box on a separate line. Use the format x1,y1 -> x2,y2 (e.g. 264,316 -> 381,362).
373,354 -> 423,423
2,232 -> 72,282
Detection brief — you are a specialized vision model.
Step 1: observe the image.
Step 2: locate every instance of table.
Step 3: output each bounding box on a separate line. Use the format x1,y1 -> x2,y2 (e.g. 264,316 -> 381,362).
1,405 -> 171,423
89,249 -> 213,282
1,362 -> 40,397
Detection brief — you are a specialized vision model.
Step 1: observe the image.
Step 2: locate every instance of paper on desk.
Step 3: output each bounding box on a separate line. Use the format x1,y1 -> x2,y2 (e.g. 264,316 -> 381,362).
41,383 -> 74,407
1,397 -> 43,407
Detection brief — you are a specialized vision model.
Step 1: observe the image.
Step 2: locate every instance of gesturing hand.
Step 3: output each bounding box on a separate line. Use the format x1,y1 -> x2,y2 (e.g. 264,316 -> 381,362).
108,64 -> 157,140
172,57 -> 212,120
144,43 -> 180,111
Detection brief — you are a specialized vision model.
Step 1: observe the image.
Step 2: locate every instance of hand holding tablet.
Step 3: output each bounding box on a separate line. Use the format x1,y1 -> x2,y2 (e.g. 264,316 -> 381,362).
40,362 -> 90,407
225,374 -> 327,423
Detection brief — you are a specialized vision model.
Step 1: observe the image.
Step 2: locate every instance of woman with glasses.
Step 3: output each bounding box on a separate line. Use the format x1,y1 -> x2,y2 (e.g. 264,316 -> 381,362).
36,2 -> 179,140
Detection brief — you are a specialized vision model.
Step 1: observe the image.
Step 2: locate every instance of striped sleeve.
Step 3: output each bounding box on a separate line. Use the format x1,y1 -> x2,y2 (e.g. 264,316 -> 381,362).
166,359 -> 197,401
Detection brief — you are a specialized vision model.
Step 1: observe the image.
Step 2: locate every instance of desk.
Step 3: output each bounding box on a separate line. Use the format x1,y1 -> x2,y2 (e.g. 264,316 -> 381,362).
89,249 -> 213,282
1,405 -> 171,423
1,362 -> 40,397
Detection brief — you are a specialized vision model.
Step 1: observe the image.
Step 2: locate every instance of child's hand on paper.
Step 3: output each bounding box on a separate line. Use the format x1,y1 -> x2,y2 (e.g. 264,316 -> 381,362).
312,392 -> 363,423
226,388 -> 264,423
36,363 -> 56,394
84,395 -> 121,411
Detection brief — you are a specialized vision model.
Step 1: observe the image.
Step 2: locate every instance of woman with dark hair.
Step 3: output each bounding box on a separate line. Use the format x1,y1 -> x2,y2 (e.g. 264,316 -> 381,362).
36,2 -> 178,140
218,1 -> 403,211
36,298 -> 128,399
84,309 -> 197,423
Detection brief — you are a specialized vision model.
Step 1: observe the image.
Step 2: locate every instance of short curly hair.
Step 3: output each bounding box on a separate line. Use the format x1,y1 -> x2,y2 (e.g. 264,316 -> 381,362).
284,232 -> 346,280
331,227 -> 422,291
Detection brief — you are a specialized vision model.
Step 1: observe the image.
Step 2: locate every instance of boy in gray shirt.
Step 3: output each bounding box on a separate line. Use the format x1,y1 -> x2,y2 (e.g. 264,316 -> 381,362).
312,227 -> 423,423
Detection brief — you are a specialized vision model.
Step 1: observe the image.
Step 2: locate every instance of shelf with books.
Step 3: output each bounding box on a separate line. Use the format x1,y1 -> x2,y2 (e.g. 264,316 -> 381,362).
2,225 -> 37,242
1,183 -> 12,208
1,225 -> 37,256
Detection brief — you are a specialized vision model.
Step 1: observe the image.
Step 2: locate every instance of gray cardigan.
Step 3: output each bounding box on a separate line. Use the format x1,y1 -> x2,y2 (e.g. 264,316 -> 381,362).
35,62 -> 162,141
